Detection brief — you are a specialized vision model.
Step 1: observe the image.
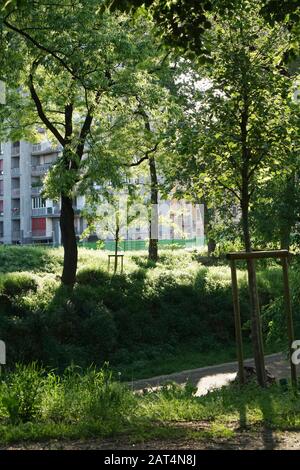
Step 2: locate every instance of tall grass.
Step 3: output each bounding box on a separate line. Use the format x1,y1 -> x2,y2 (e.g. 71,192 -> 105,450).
0,364 -> 300,445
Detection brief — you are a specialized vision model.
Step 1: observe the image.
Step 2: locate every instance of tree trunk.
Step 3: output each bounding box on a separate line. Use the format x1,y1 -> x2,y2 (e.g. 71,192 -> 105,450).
207,239 -> 217,256
60,195 -> 78,286
114,218 -> 120,274
148,155 -> 158,262
114,231 -> 119,274
203,200 -> 216,256
241,195 -> 266,387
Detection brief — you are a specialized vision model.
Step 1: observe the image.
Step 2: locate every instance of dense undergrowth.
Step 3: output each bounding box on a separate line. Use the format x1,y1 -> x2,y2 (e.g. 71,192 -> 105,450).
0,363 -> 299,445
0,246 -> 298,379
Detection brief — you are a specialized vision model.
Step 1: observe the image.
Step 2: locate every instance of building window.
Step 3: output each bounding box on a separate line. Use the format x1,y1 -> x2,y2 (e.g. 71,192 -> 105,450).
32,197 -> 46,209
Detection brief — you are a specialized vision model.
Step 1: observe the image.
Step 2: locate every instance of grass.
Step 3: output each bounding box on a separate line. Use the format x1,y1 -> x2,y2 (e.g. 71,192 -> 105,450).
0,245 -> 291,380
0,364 -> 299,446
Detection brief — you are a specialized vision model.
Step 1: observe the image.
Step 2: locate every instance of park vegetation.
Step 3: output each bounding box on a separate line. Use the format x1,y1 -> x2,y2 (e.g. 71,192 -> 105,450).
0,0 -> 299,447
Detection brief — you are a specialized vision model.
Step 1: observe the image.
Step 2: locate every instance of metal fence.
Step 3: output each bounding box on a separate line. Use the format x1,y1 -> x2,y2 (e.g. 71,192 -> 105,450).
79,237 -> 205,251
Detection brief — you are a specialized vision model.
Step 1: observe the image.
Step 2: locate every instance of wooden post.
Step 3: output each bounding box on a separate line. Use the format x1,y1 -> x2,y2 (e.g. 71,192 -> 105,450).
282,256 -> 297,387
230,260 -> 245,385
247,258 -> 266,387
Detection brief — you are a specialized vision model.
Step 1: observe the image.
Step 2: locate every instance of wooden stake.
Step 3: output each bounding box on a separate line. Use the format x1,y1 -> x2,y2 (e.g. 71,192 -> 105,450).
230,260 -> 245,385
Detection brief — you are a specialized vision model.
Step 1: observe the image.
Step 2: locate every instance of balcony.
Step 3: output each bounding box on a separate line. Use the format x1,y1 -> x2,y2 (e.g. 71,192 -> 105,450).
11,167 -> 20,177
11,146 -> 20,157
31,143 -> 59,155
32,206 -> 60,217
11,188 -> 20,198
32,229 -> 47,238
31,163 -> 53,176
32,207 -> 47,216
31,186 -> 42,195
12,230 -> 21,241
11,208 -> 20,218
32,143 -> 42,153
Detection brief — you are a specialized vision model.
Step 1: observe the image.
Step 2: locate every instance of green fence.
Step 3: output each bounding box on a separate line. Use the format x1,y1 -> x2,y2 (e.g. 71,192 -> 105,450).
79,237 -> 205,251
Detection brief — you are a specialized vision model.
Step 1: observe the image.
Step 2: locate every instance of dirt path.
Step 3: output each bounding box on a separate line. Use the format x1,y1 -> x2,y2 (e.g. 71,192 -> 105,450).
3,427 -> 300,450
131,352 -> 298,395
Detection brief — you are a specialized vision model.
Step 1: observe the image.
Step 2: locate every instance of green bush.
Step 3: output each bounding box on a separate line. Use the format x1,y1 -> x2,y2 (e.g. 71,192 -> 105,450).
0,272 -> 38,297
0,364 -> 136,432
0,363 -> 46,424
0,246 -> 287,373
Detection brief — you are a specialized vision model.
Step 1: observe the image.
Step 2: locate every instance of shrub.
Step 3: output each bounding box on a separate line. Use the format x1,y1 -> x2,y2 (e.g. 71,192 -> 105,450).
0,363 -> 46,424
0,247 -> 288,372
0,272 -> 38,297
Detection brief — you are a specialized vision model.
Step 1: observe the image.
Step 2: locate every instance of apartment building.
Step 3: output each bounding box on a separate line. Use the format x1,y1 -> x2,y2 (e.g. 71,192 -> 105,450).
0,138 -> 204,247
0,139 -> 85,245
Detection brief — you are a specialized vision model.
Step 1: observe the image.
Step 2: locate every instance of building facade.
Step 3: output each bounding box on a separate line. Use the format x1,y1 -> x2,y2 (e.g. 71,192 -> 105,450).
0,139 -> 85,245
0,139 -> 204,247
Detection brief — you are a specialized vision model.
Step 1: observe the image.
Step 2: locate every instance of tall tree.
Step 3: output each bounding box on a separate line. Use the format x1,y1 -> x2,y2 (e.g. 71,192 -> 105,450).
0,1 -> 166,285
81,56 -> 183,262
166,0 -> 298,385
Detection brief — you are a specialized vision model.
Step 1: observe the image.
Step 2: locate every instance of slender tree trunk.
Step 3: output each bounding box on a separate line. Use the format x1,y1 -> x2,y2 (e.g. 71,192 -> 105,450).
148,155 -> 158,262
203,200 -> 216,256
241,193 -> 266,387
238,90 -> 266,386
60,195 -> 78,286
114,216 -> 120,274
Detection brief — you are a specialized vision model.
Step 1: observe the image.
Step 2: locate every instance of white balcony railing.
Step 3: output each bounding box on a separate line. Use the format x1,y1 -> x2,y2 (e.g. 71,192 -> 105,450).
32,143 -> 57,154
32,143 -> 42,153
31,163 -> 53,175
31,186 -> 42,195
32,207 -> 47,216
32,230 -> 47,238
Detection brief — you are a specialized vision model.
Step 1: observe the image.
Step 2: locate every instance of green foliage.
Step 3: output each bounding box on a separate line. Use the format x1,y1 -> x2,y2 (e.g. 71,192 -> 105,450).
162,0 -> 298,252
262,262 -> 300,346
0,363 -> 46,424
0,246 -> 287,378
0,272 -> 38,297
0,363 -> 136,432
1,361 -> 300,445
